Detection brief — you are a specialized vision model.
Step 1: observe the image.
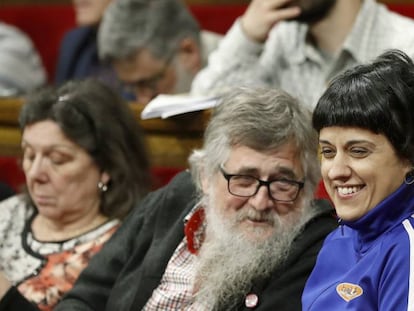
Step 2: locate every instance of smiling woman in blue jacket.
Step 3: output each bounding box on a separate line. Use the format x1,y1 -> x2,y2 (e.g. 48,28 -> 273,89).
302,49 -> 414,311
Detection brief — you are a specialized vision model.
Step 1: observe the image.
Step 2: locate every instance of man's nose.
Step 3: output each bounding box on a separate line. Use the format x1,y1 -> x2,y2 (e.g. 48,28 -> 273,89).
249,185 -> 274,211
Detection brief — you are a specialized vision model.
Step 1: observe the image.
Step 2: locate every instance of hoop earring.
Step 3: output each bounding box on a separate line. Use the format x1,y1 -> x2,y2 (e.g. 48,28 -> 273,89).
98,182 -> 108,192
404,170 -> 414,185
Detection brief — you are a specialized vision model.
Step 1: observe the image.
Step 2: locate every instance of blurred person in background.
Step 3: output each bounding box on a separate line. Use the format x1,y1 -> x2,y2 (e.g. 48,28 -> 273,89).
54,0 -> 118,89
192,0 -> 414,109
98,0 -> 221,105
0,21 -> 46,96
0,79 -> 150,310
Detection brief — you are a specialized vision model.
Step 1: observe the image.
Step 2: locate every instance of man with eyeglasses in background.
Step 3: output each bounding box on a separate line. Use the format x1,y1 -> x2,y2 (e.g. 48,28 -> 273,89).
2,87 -> 337,310
97,0 -> 221,105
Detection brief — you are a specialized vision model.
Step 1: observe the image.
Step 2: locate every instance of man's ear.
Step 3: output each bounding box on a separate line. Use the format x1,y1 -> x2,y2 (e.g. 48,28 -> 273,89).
200,170 -> 210,195
177,37 -> 202,74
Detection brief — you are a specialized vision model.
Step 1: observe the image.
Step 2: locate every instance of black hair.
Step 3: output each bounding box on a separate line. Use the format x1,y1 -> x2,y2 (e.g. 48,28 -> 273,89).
19,79 -> 151,218
313,49 -> 414,163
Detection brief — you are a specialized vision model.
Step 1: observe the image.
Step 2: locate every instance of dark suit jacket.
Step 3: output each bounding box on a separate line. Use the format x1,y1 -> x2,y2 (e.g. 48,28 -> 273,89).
54,26 -> 118,90
1,171 -> 337,310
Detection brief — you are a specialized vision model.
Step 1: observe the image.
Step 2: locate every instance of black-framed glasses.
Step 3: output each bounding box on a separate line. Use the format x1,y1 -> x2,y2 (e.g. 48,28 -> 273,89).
219,165 -> 304,202
122,51 -> 175,96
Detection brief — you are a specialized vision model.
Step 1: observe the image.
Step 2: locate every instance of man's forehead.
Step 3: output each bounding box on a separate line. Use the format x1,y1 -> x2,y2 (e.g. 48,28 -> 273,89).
113,48 -> 165,79
224,144 -> 303,175
226,143 -> 301,159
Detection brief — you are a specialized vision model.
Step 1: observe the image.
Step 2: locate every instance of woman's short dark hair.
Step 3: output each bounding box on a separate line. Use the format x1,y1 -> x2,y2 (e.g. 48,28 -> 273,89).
313,49 -> 414,164
19,79 -> 151,219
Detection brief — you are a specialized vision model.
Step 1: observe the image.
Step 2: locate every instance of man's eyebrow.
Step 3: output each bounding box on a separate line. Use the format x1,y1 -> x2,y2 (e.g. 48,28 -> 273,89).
271,166 -> 297,179
231,166 -> 259,175
233,166 -> 298,179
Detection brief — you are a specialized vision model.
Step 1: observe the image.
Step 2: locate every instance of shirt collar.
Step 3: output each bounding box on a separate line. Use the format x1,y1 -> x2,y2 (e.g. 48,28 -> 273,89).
342,0 -> 379,63
343,182 -> 414,252
285,22 -> 309,64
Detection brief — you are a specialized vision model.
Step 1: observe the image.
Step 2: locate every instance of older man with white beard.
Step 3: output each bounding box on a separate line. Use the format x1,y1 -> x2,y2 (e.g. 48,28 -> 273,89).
0,87 -> 337,311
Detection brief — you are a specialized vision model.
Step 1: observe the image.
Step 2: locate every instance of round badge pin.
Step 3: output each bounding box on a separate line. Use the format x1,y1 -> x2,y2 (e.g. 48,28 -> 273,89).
245,293 -> 259,308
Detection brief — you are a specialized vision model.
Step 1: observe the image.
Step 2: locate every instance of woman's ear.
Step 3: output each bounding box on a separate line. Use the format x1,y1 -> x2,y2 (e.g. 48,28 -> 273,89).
100,171 -> 111,185
177,37 -> 202,74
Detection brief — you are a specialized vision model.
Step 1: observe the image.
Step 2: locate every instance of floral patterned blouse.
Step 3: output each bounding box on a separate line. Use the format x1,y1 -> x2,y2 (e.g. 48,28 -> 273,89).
0,194 -> 120,311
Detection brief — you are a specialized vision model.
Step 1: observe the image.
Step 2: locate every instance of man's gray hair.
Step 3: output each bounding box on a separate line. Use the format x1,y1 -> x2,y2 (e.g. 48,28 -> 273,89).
98,0 -> 201,62
189,87 -> 321,200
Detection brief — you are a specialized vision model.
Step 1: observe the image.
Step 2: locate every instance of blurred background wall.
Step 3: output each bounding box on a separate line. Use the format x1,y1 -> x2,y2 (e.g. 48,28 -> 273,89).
0,0 -> 411,5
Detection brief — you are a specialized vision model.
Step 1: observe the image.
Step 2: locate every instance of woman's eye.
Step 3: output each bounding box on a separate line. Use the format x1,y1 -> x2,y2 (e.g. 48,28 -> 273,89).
25,155 -> 35,162
23,151 -> 35,162
350,147 -> 369,157
49,154 -> 67,165
320,148 -> 335,158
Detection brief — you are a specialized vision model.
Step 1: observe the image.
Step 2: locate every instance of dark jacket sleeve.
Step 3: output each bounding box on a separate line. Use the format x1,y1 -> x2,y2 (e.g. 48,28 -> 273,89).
54,27 -> 97,85
0,287 -> 39,311
56,170 -> 195,310
53,198 -> 148,310
0,185 -> 149,311
0,171 -> 194,311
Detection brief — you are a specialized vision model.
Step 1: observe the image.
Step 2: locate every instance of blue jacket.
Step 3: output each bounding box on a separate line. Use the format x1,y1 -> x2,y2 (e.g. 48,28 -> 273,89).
302,182 -> 414,310
54,26 -> 118,89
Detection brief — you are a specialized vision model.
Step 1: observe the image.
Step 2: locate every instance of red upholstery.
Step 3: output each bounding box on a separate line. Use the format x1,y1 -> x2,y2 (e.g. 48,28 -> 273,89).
388,4 -> 414,19
0,3 -> 413,195
0,3 -> 246,191
151,167 -> 183,189
315,180 -> 330,200
0,156 -> 183,193
0,158 -> 328,199
0,3 -> 411,82
0,156 -> 24,192
0,5 -> 76,82
0,4 -> 245,82
190,4 -> 246,34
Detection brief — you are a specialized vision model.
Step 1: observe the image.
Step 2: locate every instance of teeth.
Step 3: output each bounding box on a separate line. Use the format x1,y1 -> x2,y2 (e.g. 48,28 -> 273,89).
337,187 -> 360,195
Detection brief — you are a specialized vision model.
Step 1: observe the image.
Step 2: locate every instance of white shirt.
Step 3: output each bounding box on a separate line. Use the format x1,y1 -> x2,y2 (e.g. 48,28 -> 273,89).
0,22 -> 46,95
191,0 -> 414,109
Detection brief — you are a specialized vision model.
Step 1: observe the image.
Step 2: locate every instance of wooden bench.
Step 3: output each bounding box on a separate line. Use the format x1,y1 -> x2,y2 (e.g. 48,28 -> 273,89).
0,97 -> 211,190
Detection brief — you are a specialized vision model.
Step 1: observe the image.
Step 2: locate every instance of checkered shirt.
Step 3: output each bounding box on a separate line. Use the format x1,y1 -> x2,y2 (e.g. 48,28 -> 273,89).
142,206 -> 208,310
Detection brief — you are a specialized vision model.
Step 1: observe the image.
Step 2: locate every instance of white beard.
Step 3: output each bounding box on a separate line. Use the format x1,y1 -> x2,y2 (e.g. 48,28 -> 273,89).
192,193 -> 313,309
